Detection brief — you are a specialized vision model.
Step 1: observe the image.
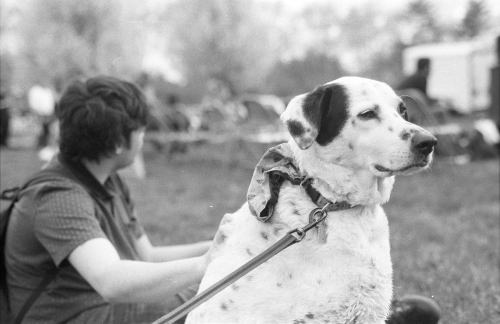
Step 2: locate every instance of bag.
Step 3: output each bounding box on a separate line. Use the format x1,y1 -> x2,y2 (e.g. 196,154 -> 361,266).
0,170 -> 63,324
0,186 -> 22,324
1,187 -> 23,300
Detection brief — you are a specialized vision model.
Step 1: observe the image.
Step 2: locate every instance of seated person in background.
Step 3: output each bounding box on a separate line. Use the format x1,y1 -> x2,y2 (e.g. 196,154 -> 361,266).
397,57 -> 437,105
4,76 -> 211,323
396,57 -> 454,123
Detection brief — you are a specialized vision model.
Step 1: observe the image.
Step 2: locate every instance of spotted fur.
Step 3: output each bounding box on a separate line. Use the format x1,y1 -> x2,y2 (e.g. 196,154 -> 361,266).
186,77 -> 436,324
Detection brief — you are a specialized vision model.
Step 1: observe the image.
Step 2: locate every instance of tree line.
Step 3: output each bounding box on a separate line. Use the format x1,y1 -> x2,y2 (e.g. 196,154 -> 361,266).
0,0 -> 495,103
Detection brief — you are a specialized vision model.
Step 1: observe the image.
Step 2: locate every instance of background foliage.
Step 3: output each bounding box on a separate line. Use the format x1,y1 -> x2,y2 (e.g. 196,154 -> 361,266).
0,0 -> 498,101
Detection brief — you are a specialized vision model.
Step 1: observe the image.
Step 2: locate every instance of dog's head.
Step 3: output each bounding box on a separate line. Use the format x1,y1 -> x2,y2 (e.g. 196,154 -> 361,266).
281,76 -> 437,177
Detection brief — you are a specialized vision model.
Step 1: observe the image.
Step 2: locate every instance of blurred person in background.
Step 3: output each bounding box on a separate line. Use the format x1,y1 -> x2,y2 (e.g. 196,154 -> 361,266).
397,57 -> 435,104
28,84 -> 57,149
0,91 -> 11,147
490,35 -> 500,130
164,94 -> 190,132
4,76 -> 211,323
396,57 -> 451,123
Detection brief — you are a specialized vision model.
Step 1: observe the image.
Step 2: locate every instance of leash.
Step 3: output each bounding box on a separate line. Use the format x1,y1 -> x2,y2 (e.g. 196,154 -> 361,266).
152,203 -> 334,324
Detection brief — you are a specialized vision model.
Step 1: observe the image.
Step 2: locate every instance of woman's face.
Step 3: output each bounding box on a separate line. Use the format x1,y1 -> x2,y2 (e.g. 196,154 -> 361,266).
115,127 -> 145,170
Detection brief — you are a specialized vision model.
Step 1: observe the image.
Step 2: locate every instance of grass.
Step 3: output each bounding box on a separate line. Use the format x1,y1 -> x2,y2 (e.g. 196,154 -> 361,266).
1,142 -> 499,323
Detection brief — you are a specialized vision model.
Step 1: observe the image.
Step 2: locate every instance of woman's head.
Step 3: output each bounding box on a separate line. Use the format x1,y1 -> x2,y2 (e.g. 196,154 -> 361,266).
57,76 -> 150,162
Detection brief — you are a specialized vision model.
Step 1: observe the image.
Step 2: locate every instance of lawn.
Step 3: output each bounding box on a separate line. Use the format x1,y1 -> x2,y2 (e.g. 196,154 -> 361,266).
1,142 -> 499,323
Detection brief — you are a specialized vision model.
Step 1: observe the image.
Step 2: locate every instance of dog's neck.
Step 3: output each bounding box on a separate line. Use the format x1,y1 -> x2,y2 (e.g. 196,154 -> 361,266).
289,141 -> 395,206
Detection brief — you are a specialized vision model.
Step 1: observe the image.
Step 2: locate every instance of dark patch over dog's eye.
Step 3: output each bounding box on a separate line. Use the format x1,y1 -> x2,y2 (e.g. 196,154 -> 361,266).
287,120 -> 305,137
357,109 -> 378,120
398,102 -> 409,121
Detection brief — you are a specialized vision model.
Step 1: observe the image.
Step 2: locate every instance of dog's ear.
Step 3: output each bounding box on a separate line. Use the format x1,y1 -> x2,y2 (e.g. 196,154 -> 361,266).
281,84 -> 348,149
280,92 -> 319,149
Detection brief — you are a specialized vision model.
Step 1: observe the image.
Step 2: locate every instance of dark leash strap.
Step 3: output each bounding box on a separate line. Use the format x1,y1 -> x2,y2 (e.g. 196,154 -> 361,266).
152,204 -> 333,324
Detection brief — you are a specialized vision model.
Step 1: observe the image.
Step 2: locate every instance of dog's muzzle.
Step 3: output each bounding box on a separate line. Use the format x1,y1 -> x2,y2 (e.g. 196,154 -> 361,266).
373,131 -> 437,175
411,132 -> 438,156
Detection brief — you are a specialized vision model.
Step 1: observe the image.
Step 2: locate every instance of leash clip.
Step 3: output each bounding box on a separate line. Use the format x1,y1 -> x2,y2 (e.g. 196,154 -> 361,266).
289,202 -> 334,244
309,201 -> 332,223
308,203 -> 331,244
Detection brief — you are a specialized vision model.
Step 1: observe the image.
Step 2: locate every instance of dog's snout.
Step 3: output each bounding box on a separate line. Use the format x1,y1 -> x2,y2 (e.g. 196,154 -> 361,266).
411,132 -> 437,155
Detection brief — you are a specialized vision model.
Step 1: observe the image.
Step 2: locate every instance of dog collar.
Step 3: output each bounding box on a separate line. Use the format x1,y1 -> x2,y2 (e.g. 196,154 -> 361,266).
247,144 -> 355,222
299,178 -> 355,213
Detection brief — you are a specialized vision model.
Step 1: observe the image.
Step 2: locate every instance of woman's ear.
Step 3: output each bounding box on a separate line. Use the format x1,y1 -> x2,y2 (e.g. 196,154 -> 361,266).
115,146 -> 123,155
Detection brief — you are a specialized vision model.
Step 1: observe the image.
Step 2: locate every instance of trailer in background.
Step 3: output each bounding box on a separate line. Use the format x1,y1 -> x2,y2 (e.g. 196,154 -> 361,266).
403,34 -> 498,114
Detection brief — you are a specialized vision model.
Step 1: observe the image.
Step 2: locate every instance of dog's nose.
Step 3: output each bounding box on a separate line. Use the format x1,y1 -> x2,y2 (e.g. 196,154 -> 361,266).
411,132 -> 437,155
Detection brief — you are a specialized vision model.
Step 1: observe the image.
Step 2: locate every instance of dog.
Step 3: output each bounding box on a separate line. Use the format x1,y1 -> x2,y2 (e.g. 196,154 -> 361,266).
186,76 -> 437,324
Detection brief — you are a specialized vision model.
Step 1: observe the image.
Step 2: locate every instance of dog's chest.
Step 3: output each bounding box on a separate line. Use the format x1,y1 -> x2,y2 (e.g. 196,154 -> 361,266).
187,201 -> 392,324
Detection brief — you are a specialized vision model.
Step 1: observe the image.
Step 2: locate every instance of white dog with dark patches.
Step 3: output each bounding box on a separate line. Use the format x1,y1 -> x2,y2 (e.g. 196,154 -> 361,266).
186,77 -> 437,324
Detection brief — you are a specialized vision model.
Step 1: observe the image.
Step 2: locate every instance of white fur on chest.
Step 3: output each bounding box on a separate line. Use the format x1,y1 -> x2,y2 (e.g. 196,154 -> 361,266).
186,185 -> 393,324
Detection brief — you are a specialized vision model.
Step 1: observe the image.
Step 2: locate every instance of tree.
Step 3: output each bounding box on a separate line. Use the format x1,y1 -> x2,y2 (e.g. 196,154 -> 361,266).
266,52 -> 346,97
161,0 -> 279,95
362,40 -> 406,87
459,0 -> 490,39
0,1 -> 21,94
396,0 -> 444,45
14,0 -> 144,92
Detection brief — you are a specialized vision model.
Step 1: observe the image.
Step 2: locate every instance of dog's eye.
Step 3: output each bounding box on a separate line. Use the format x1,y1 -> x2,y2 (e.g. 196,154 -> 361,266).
358,109 -> 377,120
398,103 -> 409,121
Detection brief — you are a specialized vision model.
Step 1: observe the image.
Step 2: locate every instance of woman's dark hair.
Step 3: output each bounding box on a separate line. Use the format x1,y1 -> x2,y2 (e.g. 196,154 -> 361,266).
57,76 -> 150,162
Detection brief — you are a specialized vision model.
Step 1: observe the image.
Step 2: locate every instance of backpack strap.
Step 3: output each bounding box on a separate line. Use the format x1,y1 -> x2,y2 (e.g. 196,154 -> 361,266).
12,269 -> 60,324
1,169 -> 74,322
1,172 -> 62,301
0,191 -> 21,302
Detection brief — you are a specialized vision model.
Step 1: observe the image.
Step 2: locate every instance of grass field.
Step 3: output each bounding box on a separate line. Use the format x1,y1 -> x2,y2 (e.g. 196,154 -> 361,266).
1,142 -> 499,323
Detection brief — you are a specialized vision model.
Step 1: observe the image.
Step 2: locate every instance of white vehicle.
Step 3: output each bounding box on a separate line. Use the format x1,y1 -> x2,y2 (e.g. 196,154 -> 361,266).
403,33 -> 499,114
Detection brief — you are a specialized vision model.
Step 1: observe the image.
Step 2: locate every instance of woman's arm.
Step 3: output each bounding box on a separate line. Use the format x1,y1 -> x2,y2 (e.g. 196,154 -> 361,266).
69,237 -> 209,303
134,234 -> 212,262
